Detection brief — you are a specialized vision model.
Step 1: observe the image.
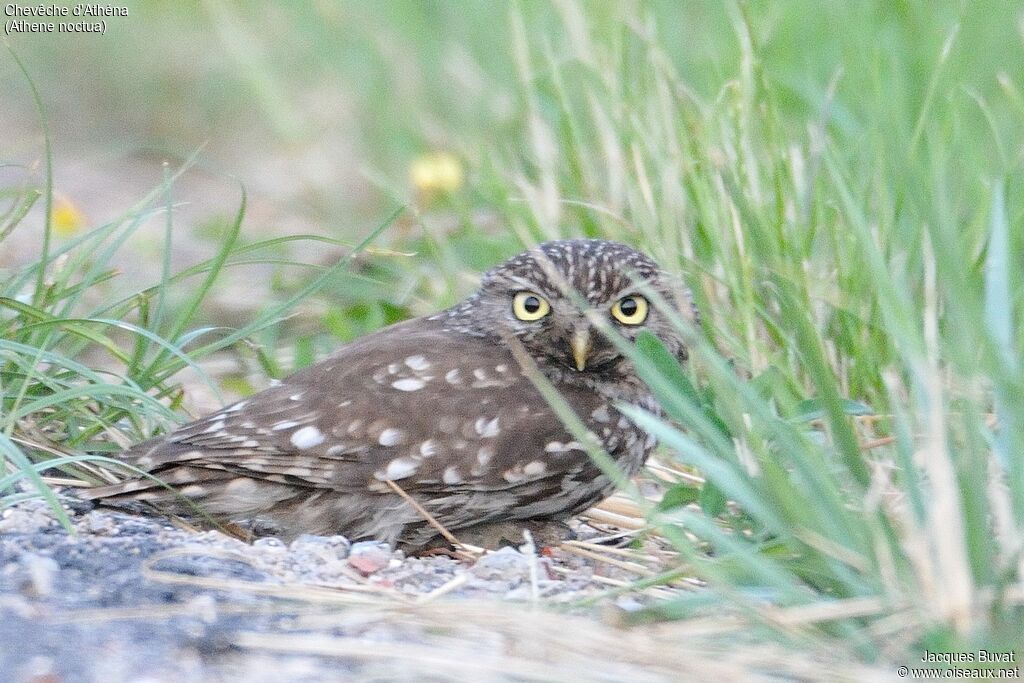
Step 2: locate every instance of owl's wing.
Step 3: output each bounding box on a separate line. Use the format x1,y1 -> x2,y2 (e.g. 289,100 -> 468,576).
85,318 -> 602,502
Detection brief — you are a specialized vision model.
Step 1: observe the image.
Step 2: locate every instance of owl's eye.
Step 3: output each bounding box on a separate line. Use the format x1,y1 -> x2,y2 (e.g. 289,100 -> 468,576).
512,291 -> 551,321
611,295 -> 649,325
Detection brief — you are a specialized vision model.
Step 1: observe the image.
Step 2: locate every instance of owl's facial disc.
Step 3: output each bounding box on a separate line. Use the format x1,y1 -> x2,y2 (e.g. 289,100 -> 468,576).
452,238 -> 695,375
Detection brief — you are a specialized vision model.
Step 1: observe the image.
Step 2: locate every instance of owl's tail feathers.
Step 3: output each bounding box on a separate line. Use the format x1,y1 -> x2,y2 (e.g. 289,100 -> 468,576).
106,436 -> 209,472
77,465 -> 234,508
77,434 -> 226,503
78,462 -> 304,529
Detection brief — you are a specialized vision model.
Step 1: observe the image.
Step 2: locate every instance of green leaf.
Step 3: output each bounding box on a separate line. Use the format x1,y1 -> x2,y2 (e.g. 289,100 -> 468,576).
633,330 -> 732,441
791,397 -> 874,423
635,330 -> 700,405
293,336 -> 315,370
699,482 -> 728,517
657,483 -> 701,511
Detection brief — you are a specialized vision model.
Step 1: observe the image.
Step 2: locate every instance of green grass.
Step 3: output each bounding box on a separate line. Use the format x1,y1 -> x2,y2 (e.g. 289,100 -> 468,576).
0,134 -> 402,503
484,1 -> 1024,662
5,0 -> 1024,672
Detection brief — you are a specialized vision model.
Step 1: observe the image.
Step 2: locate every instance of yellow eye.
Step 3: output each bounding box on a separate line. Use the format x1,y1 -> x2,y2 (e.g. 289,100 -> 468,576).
512,291 -> 551,321
611,295 -> 649,325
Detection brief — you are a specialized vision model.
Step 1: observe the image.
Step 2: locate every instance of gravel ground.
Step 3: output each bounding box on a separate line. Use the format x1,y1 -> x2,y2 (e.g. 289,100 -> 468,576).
0,496 -> 668,683
0,497 -> 894,683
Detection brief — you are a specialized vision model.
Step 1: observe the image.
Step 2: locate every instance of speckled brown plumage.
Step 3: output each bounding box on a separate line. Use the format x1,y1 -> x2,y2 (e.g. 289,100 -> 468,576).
84,239 -> 696,549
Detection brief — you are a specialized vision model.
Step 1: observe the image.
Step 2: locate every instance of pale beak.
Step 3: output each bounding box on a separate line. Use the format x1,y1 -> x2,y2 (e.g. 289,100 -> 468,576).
570,329 -> 592,371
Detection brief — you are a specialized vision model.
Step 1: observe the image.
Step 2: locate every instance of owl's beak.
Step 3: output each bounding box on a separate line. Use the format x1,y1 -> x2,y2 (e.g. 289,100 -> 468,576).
570,329 -> 592,371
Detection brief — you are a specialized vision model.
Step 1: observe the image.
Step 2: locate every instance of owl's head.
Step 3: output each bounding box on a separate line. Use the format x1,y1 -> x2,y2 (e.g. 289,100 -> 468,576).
445,239 -> 694,379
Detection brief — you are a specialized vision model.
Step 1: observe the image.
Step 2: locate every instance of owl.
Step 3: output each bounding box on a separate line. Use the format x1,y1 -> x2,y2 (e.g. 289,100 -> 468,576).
84,239 -> 695,549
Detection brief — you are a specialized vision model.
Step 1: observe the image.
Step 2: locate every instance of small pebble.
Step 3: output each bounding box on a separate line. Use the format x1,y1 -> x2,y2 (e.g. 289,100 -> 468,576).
186,594 -> 219,624
470,547 -> 531,581
0,504 -> 58,534
347,541 -> 392,575
614,595 -> 646,612
20,554 -> 59,598
289,534 -> 351,562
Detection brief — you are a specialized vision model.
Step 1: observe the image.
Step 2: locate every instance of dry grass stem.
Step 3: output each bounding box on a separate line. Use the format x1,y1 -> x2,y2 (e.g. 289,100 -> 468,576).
581,507 -> 647,530
557,542 -> 656,576
232,599 -> 887,682
384,479 -> 478,559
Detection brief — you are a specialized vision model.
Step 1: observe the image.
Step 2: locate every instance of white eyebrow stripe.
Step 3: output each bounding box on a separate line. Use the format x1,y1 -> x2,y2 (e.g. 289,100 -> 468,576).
505,275 -> 551,293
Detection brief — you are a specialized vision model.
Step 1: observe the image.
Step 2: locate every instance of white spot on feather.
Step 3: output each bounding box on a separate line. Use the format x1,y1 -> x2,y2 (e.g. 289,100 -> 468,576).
180,485 -> 207,497
442,466 -> 463,484
272,420 -> 299,431
290,426 -> 325,449
544,440 -> 583,454
203,420 -> 225,433
523,461 -> 546,476
378,428 -> 406,447
445,369 -> 462,384
376,457 -> 419,481
392,378 -> 426,392
419,440 -> 438,457
476,445 -> 495,466
474,417 -> 500,438
405,355 -> 431,371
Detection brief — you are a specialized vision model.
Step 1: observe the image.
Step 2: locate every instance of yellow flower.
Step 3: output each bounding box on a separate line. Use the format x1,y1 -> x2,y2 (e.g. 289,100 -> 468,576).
51,196 -> 87,237
409,151 -> 464,197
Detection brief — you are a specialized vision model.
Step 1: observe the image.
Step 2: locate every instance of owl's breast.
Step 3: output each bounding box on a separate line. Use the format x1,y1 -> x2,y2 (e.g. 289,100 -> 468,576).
584,392 -> 659,477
